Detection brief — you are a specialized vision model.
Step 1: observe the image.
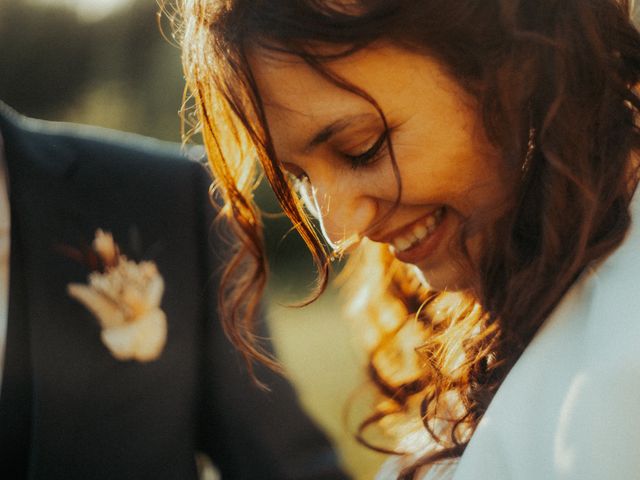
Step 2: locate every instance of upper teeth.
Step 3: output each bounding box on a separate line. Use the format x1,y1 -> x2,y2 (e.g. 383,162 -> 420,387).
391,208 -> 444,252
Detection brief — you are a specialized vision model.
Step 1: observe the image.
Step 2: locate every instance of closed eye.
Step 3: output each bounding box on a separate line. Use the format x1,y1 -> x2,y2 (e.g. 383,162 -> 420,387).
344,129 -> 389,169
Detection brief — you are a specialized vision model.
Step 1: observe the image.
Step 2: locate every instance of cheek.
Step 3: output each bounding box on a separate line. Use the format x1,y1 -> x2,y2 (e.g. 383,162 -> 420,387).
394,93 -> 507,202
392,144 -> 502,207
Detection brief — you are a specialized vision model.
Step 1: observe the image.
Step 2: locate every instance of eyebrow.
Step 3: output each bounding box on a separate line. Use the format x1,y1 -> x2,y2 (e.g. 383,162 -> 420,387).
303,113 -> 380,153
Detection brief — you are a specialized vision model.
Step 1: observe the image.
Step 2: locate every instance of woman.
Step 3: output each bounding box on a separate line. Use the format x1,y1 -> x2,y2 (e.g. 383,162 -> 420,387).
177,0 -> 640,478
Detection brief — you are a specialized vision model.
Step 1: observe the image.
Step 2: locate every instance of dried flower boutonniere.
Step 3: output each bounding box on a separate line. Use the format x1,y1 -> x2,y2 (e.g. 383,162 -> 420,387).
67,229 -> 167,362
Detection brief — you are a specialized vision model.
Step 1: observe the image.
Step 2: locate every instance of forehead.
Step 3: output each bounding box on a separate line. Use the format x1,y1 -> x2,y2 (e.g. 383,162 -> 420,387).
247,45 -> 422,138
248,43 -> 465,113
246,43 -> 475,151
247,47 -> 382,117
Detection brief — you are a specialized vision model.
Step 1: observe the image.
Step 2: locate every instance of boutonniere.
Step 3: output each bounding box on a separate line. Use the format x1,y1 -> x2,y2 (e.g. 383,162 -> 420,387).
67,229 -> 167,362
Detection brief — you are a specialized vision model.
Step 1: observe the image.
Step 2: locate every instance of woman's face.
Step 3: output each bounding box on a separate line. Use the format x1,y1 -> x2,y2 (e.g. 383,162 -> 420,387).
249,44 -> 512,291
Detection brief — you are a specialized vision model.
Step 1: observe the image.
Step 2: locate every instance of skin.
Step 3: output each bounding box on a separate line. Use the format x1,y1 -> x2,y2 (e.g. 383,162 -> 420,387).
249,44 -> 514,291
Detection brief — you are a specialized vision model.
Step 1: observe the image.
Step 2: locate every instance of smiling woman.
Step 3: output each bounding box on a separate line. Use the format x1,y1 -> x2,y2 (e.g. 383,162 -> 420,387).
249,44 -> 510,291
177,1 -> 640,479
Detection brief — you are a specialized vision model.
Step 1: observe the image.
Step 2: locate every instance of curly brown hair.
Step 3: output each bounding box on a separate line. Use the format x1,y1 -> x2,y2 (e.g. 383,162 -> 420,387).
175,0 -> 640,477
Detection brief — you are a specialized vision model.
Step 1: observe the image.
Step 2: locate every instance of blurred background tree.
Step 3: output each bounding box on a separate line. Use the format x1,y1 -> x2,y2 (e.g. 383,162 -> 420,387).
0,1 -> 386,478
0,0 -> 184,140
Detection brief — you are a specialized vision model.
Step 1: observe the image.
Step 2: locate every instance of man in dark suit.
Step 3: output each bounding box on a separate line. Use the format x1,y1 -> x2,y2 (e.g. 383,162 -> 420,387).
0,102 -> 349,480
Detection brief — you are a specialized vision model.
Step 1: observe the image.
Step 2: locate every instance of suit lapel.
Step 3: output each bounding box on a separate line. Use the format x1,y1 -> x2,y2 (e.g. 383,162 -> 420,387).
2,110 -> 105,473
0,163 -> 33,477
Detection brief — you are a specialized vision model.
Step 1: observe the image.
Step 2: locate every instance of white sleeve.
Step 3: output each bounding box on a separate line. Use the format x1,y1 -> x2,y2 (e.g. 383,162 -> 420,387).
555,353 -> 640,479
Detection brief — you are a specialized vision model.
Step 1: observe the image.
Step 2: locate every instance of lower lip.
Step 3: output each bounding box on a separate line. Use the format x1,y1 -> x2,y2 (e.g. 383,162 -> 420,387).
391,208 -> 449,264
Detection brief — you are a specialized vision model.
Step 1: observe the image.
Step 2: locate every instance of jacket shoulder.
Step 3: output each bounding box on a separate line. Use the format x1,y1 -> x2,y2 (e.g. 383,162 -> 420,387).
1,103 -> 208,177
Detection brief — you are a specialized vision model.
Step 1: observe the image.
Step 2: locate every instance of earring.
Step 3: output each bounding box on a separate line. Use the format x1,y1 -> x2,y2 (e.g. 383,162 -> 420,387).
521,125 -> 536,174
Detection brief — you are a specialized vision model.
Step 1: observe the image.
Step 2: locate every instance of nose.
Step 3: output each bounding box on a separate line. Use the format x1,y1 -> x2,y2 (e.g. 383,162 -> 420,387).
306,169 -> 378,248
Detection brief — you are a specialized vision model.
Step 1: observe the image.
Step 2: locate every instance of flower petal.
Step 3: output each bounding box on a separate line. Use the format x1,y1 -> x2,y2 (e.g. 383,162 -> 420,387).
132,309 -> 167,361
67,283 -> 126,328
146,275 -> 165,308
100,309 -> 167,362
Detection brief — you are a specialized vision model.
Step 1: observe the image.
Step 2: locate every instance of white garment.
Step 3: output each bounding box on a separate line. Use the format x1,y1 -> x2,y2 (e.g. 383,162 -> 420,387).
450,192 -> 640,480
0,131 -> 10,398
378,192 -> 640,480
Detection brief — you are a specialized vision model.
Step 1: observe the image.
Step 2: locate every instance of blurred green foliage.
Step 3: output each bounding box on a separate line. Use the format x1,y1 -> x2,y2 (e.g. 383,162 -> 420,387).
0,0 -> 184,141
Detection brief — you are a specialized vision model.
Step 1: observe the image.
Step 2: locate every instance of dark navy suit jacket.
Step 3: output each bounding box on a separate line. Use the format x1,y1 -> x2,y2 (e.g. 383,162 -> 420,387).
0,103 -> 349,480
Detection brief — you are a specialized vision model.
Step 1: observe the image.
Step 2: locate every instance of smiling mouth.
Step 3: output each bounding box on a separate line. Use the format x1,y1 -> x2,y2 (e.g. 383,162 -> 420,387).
388,207 -> 445,252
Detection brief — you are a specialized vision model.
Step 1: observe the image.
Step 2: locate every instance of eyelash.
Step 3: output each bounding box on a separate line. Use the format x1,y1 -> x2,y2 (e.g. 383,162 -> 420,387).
344,130 -> 389,170
283,128 -> 390,185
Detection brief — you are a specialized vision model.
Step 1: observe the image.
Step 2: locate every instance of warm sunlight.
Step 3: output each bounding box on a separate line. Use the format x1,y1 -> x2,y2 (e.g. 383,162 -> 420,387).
31,0 -> 134,21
